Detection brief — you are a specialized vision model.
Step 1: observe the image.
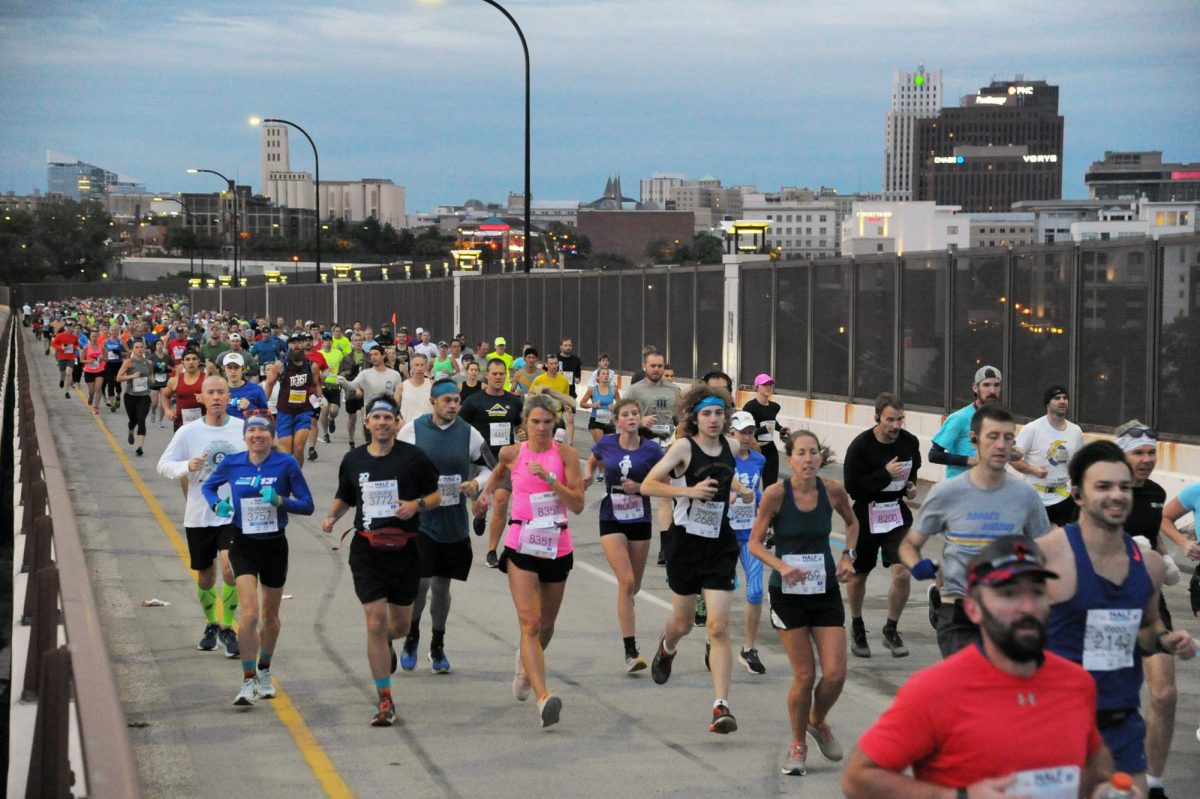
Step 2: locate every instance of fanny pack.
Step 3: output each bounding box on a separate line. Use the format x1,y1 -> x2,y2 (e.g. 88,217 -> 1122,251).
336,526 -> 418,551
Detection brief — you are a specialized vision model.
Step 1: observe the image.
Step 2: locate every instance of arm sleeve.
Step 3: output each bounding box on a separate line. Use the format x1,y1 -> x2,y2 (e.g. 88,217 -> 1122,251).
928,441 -> 970,468
156,428 -> 193,480
282,460 -> 315,516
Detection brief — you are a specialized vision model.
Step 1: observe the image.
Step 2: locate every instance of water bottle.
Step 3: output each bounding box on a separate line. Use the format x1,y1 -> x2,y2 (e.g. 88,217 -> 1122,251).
1096,772 -> 1134,799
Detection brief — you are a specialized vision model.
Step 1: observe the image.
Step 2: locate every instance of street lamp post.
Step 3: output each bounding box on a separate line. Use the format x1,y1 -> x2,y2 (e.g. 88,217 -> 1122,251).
251,117 -> 320,281
154,195 -> 193,277
187,168 -> 240,285
479,0 -> 531,273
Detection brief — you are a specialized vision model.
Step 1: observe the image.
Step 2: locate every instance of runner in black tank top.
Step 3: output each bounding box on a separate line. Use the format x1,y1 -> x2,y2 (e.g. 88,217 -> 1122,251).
640,385 -> 756,736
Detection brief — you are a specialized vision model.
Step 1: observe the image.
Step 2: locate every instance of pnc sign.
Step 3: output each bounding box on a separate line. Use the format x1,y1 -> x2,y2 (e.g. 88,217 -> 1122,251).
1008,85 -> 1034,95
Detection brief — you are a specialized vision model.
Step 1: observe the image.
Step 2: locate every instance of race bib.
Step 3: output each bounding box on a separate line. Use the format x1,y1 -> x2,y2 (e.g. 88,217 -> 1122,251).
782,553 -> 827,595
61,344 -> 74,354
1005,766 -> 1080,799
594,407 -> 612,425
489,422 -> 511,447
518,524 -> 561,559
869,500 -> 904,534
131,376 -> 149,393
240,496 -> 279,536
1083,608 -> 1141,671
610,490 -> 645,522
651,423 -> 671,438
757,419 -> 776,443
685,499 -> 724,538
181,407 -> 202,423
883,460 -> 913,493
88,358 -> 101,370
154,372 -> 169,383
439,474 -> 462,507
528,491 -> 567,529
362,479 -> 400,521
563,371 -> 574,385
728,497 -> 756,531
288,389 -> 307,404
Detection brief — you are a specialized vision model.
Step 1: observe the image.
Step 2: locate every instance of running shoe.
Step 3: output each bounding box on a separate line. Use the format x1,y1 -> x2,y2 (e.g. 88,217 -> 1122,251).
651,634 -> 675,685
328,417 -> 336,434
65,391 -> 71,399
738,647 -> 766,675
704,640 -> 711,672
371,697 -> 396,727
473,517 -> 487,536
486,550 -> 499,569
1147,787 -> 1168,799
538,694 -> 562,728
624,653 -> 647,673
512,650 -> 530,701
135,447 -> 143,457
400,636 -> 419,671
197,622 -> 220,651
323,433 -> 331,444
781,743 -> 807,776
219,627 -> 240,659
59,378 -> 64,388
307,447 -> 318,462
850,623 -> 871,658
128,429 -> 135,445
92,406 -> 99,415
389,641 -> 397,674
656,549 -> 666,566
808,723 -> 844,761
709,704 -> 737,734
256,668 -> 276,699
927,583 -> 940,630
694,596 -> 707,626
233,676 -> 258,706
429,647 -> 452,674
881,626 -> 909,658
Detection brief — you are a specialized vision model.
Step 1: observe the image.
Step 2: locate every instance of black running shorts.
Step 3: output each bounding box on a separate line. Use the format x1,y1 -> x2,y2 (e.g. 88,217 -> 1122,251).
417,535 -> 473,581
185,524 -> 236,571
229,534 -> 289,588
348,533 -> 421,605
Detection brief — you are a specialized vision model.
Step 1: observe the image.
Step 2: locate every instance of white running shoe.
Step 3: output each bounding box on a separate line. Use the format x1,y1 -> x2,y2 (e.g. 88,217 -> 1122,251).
233,676 -> 258,706
256,669 -> 276,699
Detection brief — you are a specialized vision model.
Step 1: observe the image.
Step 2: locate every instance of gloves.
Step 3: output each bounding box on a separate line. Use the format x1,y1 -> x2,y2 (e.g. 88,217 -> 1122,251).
214,499 -> 233,518
910,558 -> 939,580
260,486 -> 283,507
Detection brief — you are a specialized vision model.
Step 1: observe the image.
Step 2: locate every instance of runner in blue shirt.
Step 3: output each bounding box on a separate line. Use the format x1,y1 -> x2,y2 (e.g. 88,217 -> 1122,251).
729,411 -> 768,674
223,353 -> 269,419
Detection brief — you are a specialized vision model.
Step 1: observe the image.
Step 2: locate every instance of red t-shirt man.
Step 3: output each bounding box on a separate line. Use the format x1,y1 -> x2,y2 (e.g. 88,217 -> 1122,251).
51,329 -> 80,363
857,644 -> 1103,792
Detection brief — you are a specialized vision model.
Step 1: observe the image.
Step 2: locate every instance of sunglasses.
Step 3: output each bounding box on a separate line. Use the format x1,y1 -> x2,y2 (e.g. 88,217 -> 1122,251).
1122,427 -> 1157,440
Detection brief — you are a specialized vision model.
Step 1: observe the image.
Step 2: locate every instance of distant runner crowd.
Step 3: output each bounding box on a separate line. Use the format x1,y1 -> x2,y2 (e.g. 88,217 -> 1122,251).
23,294 -> 1200,797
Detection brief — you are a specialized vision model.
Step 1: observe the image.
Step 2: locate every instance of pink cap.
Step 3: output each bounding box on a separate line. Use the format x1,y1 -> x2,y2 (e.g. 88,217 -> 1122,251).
754,373 -> 775,387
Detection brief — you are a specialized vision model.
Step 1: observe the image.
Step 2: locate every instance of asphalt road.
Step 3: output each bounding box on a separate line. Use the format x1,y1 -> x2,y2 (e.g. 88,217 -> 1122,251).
28,340 -> 1200,798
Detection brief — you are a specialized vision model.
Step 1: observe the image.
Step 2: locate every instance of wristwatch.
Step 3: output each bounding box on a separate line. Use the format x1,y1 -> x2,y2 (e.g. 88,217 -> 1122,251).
843,548 -> 857,560
417,497 -> 427,510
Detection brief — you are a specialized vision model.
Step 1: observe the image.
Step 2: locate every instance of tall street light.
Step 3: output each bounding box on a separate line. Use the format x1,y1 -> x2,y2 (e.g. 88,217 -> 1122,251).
479,0 -> 532,273
251,117 -> 321,281
154,196 -> 194,277
187,168 -> 240,285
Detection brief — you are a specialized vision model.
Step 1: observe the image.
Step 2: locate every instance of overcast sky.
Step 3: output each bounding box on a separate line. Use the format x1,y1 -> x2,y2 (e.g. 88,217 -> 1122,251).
1,0 -> 1196,212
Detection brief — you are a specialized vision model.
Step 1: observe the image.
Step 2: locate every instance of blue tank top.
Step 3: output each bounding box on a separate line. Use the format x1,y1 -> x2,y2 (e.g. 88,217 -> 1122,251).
590,383 -> 615,420
768,478 -> 837,593
1046,523 -> 1153,711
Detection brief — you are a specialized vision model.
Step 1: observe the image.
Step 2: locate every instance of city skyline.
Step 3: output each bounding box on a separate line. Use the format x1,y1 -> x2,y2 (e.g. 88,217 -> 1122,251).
1,1 -> 1196,213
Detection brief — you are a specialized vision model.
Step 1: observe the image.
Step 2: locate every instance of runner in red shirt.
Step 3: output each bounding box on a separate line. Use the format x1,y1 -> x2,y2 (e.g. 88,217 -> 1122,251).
302,331 -> 328,462
844,536 -> 1116,799
50,319 -> 81,397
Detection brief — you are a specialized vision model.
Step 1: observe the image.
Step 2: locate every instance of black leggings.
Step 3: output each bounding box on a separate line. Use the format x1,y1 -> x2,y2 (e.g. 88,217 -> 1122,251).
124,394 -> 151,436
104,362 -> 122,399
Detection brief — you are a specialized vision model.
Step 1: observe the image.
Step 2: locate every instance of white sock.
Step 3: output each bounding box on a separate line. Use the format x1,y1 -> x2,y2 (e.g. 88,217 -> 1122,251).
1146,775 -> 1163,789
713,698 -> 728,709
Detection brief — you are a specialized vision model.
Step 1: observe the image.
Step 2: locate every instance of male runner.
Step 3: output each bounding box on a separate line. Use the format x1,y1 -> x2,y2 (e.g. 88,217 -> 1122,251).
1012,385 -> 1084,526
843,393 -> 921,659
338,342 -> 403,444
624,348 -> 681,564
51,319 -> 80,397
157,375 -> 247,658
557,338 -> 582,399
396,353 -> 432,425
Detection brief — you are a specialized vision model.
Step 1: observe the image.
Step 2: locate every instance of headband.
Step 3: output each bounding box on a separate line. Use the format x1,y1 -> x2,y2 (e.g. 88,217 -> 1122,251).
431,381 -> 459,399
244,415 -> 276,436
1116,431 -> 1156,453
692,396 -> 726,414
367,400 -> 398,417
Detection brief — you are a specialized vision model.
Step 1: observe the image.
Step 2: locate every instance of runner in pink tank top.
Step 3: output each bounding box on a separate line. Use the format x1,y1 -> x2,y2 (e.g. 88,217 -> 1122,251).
474,395 -> 585,730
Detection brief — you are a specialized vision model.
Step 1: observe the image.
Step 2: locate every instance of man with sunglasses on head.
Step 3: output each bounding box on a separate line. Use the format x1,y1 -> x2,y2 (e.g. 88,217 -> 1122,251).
1011,385 -> 1084,527
844,536 -> 1118,799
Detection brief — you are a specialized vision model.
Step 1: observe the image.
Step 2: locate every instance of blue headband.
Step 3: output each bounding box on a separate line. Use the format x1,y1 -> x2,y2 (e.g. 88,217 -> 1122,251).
244,415 -> 275,435
367,400 -> 397,416
693,396 -> 726,414
431,381 -> 459,399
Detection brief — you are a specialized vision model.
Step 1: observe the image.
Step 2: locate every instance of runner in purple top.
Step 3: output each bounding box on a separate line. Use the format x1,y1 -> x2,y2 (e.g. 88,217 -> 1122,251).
585,398 -> 664,673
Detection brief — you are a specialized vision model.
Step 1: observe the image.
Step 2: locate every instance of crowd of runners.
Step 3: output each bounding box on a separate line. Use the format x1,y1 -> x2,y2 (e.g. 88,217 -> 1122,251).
24,294 -> 1200,797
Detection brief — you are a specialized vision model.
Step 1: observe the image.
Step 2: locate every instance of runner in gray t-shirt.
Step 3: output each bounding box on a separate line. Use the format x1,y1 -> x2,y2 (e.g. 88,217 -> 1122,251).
619,349 -> 680,564
900,404 -> 1050,658
338,344 -> 402,406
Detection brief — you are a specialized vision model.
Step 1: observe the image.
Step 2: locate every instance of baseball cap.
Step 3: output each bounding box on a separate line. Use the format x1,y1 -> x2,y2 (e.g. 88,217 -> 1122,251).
753,373 -> 775,387
322,332 -> 332,340
730,411 -> 757,431
437,340 -> 448,347
398,325 -> 408,332
228,332 -> 241,341
305,320 -> 316,328
967,536 -> 1058,589
1042,384 -> 1068,406
974,365 -> 1002,384
288,331 -> 305,342
223,352 -> 245,367
415,327 -> 424,335
494,336 -> 507,346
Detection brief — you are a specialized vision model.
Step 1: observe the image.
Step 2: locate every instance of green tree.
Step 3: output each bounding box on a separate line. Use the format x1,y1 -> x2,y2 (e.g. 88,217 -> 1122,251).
694,232 -> 724,264
0,199 -> 118,283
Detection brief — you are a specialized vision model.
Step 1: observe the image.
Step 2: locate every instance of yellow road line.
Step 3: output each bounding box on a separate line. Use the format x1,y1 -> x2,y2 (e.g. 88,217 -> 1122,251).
81,390 -> 354,798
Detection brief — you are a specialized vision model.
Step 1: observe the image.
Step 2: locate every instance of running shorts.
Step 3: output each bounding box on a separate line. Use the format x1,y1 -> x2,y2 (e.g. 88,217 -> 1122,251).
185,524 -> 236,571
348,533 -> 421,605
416,535 -> 473,581
229,534 -> 289,588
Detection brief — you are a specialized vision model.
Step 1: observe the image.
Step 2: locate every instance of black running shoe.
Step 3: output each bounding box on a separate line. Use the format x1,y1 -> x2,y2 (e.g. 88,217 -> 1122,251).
882,626 -> 909,658
486,550 -> 499,568
651,634 -> 675,685
307,447 -> 318,461
328,417 -> 336,434
128,429 -> 135,445
323,434 -> 331,444
473,516 -> 487,536
927,584 -> 940,631
851,623 -> 871,658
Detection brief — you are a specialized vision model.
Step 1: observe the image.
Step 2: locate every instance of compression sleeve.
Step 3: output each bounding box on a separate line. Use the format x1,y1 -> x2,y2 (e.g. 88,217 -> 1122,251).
928,441 -> 970,468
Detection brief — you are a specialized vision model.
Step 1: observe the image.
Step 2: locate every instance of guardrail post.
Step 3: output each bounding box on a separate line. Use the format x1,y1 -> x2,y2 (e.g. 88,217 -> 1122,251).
22,512 -> 54,602
22,564 -> 61,701
27,644 -> 74,798
21,472 -> 45,534
21,454 -> 43,505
